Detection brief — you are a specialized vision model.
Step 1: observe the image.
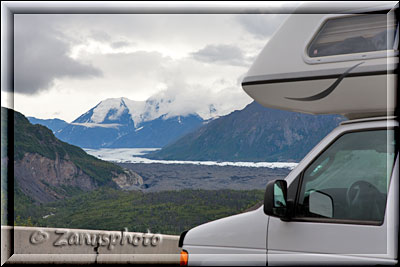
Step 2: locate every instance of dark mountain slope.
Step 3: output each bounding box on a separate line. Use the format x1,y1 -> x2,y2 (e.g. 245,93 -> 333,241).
148,102 -> 345,162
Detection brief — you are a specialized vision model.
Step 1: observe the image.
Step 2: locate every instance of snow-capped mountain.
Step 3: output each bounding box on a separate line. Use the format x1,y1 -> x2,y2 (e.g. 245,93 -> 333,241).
72,98 -> 143,127
71,97 -> 218,127
53,97 -> 210,148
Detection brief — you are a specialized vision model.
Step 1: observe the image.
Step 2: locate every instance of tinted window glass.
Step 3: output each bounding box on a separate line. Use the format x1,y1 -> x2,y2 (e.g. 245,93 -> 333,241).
296,130 -> 395,223
309,14 -> 398,57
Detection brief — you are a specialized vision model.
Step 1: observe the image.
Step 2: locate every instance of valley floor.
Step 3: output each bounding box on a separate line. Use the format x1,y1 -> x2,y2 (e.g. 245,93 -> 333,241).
119,162 -> 290,191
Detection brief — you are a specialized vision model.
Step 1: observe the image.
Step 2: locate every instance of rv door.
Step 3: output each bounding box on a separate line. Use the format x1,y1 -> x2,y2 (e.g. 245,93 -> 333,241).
266,122 -> 398,265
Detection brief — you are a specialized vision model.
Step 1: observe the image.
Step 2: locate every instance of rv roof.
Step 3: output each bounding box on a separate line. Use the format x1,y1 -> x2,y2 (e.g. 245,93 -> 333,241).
295,2 -> 398,14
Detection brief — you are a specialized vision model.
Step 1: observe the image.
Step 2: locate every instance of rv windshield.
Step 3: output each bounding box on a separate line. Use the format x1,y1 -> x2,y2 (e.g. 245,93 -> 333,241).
308,14 -> 398,58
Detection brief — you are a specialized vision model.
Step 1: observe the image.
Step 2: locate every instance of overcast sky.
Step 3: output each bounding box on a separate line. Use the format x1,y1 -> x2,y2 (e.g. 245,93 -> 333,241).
3,4 -> 294,122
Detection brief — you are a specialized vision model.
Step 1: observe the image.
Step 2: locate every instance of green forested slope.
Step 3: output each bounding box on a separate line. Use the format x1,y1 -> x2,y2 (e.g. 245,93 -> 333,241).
15,188 -> 264,235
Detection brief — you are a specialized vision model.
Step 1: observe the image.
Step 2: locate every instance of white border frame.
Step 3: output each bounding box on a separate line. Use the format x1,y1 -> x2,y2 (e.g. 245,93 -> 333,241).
1,1 -> 398,265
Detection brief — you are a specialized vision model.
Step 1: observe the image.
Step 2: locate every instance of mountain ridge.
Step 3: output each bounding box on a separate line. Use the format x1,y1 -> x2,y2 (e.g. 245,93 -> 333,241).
27,117 -> 69,134
147,101 -> 346,162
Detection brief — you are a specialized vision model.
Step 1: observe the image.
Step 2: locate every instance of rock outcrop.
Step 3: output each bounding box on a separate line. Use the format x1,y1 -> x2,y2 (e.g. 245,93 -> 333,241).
112,169 -> 144,190
14,152 -> 98,203
14,152 -> 144,203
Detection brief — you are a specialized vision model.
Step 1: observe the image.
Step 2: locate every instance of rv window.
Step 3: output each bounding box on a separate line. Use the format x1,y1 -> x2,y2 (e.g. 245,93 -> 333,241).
308,14 -> 398,58
296,129 -> 396,223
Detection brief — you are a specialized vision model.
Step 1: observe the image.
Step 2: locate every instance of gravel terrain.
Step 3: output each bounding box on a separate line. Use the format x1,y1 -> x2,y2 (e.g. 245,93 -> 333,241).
118,163 -> 291,192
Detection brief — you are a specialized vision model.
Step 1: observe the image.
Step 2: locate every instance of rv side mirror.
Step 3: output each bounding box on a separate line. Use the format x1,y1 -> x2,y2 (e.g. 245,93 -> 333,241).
264,180 -> 291,220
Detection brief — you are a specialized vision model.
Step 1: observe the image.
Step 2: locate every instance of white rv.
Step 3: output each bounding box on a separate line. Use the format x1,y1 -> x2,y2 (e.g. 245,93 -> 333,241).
179,2 -> 398,266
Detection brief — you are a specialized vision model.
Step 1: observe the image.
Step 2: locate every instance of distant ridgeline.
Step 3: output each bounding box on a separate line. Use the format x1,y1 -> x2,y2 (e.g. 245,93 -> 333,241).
4,107 -> 144,205
147,101 -> 346,162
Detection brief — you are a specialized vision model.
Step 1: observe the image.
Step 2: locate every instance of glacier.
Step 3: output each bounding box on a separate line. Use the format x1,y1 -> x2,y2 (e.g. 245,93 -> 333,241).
83,148 -> 298,170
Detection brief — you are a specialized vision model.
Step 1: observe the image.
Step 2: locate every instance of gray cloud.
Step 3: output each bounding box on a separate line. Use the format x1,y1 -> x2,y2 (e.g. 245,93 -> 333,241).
13,15 -> 102,95
89,29 -> 112,42
191,44 -> 249,66
110,41 -> 133,49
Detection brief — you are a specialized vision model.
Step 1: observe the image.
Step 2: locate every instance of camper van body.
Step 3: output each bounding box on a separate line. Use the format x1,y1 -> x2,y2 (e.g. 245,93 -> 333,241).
181,118 -> 398,266
179,3 -> 398,266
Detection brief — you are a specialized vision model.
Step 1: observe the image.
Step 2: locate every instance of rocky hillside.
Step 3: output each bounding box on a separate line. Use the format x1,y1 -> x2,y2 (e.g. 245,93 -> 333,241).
148,102 -> 345,162
8,107 -> 143,203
